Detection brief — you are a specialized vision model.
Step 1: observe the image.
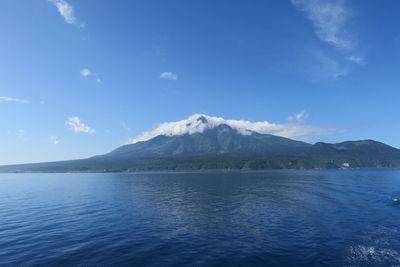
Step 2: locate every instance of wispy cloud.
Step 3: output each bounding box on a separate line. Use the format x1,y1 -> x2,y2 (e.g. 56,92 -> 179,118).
302,50 -> 349,80
122,122 -> 132,131
50,136 -> 60,145
160,72 -> 178,80
287,111 -> 309,123
94,74 -> 102,83
0,96 -> 29,104
2,129 -> 27,140
292,0 -> 353,50
49,0 -> 84,27
80,68 -> 102,83
292,0 -> 365,79
16,129 -> 25,139
66,116 -> 95,133
348,55 -> 365,65
128,114 -> 346,144
80,68 -> 91,77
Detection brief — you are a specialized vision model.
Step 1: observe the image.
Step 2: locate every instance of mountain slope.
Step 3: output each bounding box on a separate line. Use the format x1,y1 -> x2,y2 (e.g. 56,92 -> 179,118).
103,124 -> 311,159
307,140 -> 400,168
1,124 -> 400,172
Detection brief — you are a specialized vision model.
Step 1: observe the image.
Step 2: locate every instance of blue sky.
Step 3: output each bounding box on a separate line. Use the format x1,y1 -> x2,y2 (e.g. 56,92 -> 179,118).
1,0 -> 400,165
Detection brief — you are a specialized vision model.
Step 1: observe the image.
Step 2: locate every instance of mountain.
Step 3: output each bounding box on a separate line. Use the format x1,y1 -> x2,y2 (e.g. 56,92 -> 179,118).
307,140 -> 400,168
105,123 -> 311,158
1,115 -> 400,172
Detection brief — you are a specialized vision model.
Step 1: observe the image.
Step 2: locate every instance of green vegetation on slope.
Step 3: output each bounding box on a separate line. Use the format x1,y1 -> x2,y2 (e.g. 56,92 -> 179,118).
1,125 -> 400,172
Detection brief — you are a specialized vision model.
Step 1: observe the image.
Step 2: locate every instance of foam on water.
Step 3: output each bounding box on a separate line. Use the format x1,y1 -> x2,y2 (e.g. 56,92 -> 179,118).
346,224 -> 400,265
347,245 -> 400,265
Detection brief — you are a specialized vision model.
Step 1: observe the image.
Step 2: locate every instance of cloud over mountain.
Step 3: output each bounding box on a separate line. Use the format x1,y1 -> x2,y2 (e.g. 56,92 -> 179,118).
128,114 -> 344,144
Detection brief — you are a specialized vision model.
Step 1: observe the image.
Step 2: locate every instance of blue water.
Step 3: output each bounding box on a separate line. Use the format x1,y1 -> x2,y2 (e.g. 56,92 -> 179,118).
1,170 -> 400,266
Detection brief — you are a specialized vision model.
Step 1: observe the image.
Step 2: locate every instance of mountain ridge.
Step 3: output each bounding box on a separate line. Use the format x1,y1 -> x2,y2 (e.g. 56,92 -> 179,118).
1,122 -> 400,172
105,124 -> 311,158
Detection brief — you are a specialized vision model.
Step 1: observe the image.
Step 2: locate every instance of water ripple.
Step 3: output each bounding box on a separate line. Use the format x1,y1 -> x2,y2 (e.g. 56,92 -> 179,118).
1,170 -> 400,265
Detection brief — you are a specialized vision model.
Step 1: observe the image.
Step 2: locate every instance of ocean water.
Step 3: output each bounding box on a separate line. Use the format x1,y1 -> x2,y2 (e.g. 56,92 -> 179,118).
1,170 -> 400,266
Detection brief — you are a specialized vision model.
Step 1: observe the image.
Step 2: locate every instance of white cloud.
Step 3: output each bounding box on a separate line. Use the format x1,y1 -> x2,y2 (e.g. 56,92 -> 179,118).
127,114 -> 345,144
80,68 -> 91,77
160,72 -> 178,80
50,136 -> 60,145
65,116 -> 95,133
348,55 -> 365,65
49,0 -> 84,27
0,96 -> 29,104
292,0 -> 353,50
301,50 -> 349,80
292,0 -> 364,79
95,74 -> 102,83
80,69 -> 102,83
287,111 -> 309,123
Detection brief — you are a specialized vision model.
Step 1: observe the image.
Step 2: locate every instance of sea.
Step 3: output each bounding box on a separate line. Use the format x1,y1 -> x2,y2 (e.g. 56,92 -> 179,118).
1,170 -> 400,266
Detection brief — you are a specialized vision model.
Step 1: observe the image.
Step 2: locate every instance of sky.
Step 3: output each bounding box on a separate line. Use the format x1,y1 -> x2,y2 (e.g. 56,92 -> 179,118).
1,0 -> 400,165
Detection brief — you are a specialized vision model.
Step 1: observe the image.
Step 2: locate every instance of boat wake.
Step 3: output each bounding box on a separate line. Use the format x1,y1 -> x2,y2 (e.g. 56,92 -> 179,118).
346,226 -> 400,265
347,245 -> 400,265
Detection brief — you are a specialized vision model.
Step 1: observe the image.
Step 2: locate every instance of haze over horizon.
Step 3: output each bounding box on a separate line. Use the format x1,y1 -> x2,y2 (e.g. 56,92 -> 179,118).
1,0 -> 400,165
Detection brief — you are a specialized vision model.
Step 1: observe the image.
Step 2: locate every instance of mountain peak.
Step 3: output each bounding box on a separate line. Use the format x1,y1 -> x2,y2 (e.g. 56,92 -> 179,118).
128,113 -> 253,144
196,115 -> 208,124
126,113 -> 322,144
185,114 -> 209,126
